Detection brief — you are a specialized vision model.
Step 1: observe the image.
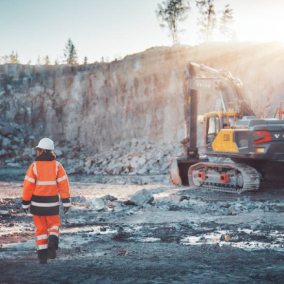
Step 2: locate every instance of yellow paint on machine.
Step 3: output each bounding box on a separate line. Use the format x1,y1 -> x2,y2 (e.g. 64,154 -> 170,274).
212,130 -> 239,153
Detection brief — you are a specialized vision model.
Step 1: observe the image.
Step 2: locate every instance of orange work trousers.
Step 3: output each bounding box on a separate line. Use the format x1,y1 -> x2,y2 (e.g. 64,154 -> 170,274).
33,215 -> 61,250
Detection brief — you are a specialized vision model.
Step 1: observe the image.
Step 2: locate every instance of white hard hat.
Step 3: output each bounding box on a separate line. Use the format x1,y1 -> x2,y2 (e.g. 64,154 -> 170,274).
36,138 -> 55,151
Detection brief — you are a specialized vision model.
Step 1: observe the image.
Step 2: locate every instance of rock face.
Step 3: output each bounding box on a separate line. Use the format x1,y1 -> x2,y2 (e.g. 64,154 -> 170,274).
1,42 -> 284,168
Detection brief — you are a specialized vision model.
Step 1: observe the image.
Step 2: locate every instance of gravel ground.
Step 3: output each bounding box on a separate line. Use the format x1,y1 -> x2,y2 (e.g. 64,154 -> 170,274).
1,169 -> 284,283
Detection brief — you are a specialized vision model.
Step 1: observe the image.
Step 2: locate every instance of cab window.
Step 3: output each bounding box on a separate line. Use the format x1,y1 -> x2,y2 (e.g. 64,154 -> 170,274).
207,116 -> 220,144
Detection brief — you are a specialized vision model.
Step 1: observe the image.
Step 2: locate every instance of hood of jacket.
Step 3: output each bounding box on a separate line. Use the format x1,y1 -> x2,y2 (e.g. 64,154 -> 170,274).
35,151 -> 56,161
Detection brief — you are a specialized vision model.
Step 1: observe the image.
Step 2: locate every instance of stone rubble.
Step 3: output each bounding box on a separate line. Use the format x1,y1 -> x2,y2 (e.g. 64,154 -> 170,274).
88,139 -> 183,176
0,125 -> 184,177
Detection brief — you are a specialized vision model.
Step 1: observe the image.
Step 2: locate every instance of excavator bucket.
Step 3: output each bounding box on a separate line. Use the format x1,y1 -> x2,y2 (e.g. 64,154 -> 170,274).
169,157 -> 201,186
169,157 -> 183,186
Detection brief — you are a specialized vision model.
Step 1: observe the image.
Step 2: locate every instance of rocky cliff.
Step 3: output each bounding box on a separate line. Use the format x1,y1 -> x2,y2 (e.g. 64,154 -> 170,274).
1,42 -> 284,172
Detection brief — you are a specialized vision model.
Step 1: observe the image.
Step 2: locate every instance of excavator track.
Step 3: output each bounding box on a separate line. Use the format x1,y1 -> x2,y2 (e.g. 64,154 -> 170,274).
189,162 -> 260,194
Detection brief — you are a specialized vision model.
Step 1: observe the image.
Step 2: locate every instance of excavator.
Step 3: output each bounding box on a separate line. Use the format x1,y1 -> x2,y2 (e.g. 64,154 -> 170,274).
170,62 -> 284,193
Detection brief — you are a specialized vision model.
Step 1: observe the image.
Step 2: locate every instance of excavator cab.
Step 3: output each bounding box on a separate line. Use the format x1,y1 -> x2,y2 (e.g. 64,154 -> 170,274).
203,111 -> 242,151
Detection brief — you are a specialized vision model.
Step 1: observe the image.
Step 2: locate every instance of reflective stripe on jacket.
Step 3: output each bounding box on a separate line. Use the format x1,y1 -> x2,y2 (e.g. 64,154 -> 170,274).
22,161 -> 71,216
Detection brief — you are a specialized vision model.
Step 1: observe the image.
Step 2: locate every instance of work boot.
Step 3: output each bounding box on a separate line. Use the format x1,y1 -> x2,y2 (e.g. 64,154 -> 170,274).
48,235 -> 59,259
38,249 -> 48,264
48,242 -> 56,259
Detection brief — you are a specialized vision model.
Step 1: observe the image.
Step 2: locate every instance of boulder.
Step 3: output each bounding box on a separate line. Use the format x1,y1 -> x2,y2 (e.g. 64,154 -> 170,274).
0,149 -> 7,157
129,158 -> 138,169
137,157 -> 146,166
106,160 -> 118,171
107,201 -> 123,211
71,196 -> 87,203
129,188 -> 154,206
136,168 -> 147,175
0,123 -> 16,136
103,194 -> 117,201
17,154 -> 30,162
85,158 -> 94,168
86,198 -> 106,211
2,137 -> 11,147
169,195 -> 183,202
68,166 -> 84,174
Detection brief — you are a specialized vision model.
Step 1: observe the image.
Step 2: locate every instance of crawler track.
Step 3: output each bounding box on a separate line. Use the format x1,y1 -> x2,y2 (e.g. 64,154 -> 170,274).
189,162 -> 260,194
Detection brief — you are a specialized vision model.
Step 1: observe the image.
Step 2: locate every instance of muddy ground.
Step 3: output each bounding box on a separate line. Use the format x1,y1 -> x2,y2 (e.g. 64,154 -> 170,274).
1,168 -> 284,283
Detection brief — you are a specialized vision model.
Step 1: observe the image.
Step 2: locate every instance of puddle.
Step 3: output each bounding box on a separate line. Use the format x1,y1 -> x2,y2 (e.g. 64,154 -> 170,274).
180,229 -> 284,251
124,225 -> 142,233
137,237 -> 161,243
230,241 -> 284,251
181,233 -> 225,245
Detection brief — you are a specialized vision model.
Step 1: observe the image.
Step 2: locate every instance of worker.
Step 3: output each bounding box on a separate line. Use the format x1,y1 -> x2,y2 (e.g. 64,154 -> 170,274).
22,138 -> 71,264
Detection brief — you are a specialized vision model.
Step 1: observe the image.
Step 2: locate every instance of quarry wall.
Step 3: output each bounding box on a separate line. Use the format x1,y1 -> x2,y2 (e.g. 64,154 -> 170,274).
1,42 -> 284,154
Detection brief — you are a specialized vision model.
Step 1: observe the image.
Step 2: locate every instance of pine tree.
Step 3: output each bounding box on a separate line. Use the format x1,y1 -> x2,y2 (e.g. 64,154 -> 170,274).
196,0 -> 216,42
83,56 -> 88,64
219,4 -> 235,41
44,55 -> 50,65
54,56 -> 60,65
36,56 -> 42,66
156,0 -> 191,44
1,55 -> 9,64
9,51 -> 20,63
63,38 -> 78,65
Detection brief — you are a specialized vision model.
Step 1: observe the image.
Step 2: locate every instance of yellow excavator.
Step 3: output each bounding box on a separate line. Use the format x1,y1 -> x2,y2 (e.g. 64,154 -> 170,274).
170,62 -> 284,193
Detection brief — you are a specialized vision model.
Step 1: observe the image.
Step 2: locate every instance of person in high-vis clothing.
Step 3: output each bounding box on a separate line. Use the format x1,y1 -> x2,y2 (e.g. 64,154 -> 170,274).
22,138 -> 71,264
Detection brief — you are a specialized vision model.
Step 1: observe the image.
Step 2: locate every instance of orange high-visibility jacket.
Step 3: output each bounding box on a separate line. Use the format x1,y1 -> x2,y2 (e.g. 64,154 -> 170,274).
22,161 -> 71,216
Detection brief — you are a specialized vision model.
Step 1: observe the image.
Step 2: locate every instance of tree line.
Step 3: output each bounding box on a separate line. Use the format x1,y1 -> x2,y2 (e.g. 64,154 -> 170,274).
156,0 -> 235,44
0,38 -> 114,66
0,39 -> 89,66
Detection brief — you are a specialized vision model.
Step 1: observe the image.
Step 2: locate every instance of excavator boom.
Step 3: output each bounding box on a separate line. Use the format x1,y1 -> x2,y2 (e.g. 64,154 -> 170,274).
184,61 -> 254,158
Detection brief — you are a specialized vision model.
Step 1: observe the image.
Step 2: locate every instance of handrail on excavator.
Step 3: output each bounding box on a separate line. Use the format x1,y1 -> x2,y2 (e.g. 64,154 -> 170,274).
274,101 -> 284,119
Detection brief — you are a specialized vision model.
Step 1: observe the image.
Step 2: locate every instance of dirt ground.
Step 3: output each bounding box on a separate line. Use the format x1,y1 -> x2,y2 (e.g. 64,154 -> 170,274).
1,168 -> 284,283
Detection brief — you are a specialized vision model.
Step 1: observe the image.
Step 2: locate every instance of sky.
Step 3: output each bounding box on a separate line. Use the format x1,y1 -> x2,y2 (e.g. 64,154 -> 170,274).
1,0 -> 284,64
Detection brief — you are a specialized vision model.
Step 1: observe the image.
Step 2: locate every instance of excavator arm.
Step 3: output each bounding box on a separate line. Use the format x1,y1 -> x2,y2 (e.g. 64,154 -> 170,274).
184,61 -> 255,158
